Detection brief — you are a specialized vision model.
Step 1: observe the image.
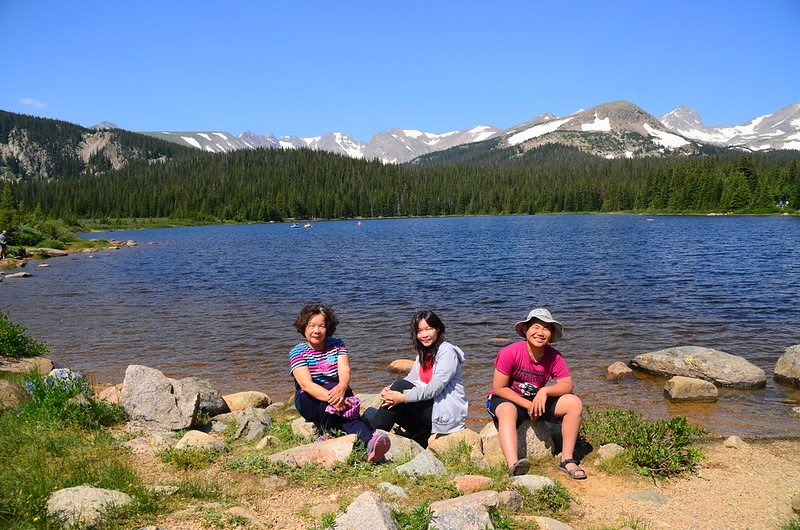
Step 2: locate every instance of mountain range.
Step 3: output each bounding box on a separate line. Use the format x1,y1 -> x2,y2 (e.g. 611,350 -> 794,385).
132,100 -> 800,162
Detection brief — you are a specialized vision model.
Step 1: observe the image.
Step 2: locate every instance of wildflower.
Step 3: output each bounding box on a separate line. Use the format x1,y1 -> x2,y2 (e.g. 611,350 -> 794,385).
33,516 -> 40,522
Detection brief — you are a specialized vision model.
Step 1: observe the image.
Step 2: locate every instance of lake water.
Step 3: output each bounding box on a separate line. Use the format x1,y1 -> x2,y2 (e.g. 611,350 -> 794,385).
2,215 -> 799,437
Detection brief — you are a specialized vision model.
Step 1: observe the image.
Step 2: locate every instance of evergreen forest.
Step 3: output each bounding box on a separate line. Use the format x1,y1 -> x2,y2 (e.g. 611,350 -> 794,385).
9,145 -> 800,222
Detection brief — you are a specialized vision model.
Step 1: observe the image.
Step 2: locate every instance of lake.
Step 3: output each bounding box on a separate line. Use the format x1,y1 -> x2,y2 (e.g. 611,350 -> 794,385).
2,214 -> 799,437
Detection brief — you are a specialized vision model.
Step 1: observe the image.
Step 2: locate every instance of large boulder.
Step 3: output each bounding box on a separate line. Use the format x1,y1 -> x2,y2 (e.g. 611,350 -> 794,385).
388,359 -> 414,375
180,377 -> 229,416
427,428 -> 485,464
174,430 -> 227,452
222,390 -> 271,411
631,346 -> 766,388
480,420 -> 555,466
774,345 -> 800,387
0,379 -> 27,410
46,485 -> 132,529
119,365 -> 199,431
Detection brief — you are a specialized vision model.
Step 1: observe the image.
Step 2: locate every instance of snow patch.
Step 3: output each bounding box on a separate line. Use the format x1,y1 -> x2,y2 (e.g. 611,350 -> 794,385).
402,129 -> 424,139
197,133 -> 212,141
643,124 -> 690,149
469,130 -> 496,142
204,145 -> 216,152
782,140 -> 800,150
181,136 -> 202,149
213,132 -> 228,140
581,114 -> 611,132
508,117 -> 573,146
279,141 -> 296,149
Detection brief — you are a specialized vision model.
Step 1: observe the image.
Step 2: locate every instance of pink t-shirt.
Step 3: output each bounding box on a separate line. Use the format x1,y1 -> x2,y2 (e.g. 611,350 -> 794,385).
489,341 -> 571,399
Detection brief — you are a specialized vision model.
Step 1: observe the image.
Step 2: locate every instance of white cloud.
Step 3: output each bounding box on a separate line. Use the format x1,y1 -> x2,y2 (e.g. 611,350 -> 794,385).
20,98 -> 47,109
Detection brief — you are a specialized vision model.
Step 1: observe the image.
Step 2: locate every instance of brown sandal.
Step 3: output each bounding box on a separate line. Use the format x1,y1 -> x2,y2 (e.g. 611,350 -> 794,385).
559,458 -> 587,480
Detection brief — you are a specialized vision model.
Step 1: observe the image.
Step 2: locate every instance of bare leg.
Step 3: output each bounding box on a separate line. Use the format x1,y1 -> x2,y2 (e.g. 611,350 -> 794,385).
554,394 -> 584,471
495,402 -> 521,467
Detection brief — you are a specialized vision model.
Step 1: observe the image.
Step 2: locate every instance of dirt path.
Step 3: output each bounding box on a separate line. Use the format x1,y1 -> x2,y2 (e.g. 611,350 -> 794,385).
132,437 -> 800,529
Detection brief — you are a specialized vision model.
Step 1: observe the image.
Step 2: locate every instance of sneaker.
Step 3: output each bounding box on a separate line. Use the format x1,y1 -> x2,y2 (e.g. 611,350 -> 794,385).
508,458 -> 530,476
366,432 -> 391,463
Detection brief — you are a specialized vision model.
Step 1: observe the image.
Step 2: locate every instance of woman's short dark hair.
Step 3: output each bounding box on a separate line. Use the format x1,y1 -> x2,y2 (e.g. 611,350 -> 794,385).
411,310 -> 446,363
294,303 -> 338,338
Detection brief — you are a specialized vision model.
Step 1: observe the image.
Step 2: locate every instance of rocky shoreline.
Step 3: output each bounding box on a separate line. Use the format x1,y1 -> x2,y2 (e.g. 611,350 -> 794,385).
2,349 -> 800,529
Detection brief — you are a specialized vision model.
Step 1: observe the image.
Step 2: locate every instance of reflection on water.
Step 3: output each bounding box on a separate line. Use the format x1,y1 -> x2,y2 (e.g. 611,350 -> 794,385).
2,215 -> 799,436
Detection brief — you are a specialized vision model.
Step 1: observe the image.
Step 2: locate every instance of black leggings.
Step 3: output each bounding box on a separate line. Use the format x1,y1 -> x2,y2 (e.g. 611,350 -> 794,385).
294,385 -> 373,446
369,379 -> 433,448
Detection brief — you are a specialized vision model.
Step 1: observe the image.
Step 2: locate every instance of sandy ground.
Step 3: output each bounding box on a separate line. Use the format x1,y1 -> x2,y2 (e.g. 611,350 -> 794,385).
127,436 -> 800,530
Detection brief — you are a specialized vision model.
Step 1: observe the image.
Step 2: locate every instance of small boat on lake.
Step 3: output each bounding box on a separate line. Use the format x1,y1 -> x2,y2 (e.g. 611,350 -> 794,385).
290,223 -> 298,228
356,221 -> 363,226
304,223 -> 312,228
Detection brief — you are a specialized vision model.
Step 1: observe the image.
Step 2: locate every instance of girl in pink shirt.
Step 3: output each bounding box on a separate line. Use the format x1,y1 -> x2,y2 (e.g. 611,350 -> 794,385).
487,308 -> 586,479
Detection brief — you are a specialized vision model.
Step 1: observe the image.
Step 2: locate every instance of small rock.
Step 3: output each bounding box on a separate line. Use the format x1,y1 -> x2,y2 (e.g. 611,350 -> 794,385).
427,429 -> 485,463
627,490 -> 668,505
268,434 -> 356,467
174,430 -> 227,452
262,476 -> 289,489
255,435 -> 279,450
334,491 -> 397,530
291,416 -> 317,438
226,506 -> 259,525
430,502 -> 492,530
606,361 -> 634,381
533,516 -> 575,530
792,407 -> 800,419
596,443 -> 626,462
5,271 -> 31,278
97,384 -> 122,404
396,449 -> 446,477
222,391 -> 272,411
453,475 -> 492,494
388,359 -> 414,374
38,263 -> 50,267
146,485 -> 180,496
774,345 -> 800,387
512,475 -> 554,493
307,502 -> 339,519
792,493 -> 800,515
498,490 -> 522,512
723,435 -> 747,449
377,482 -> 408,498
46,485 -> 132,529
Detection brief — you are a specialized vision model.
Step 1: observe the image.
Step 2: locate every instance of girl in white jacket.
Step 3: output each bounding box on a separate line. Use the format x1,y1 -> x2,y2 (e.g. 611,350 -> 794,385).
370,310 -> 468,448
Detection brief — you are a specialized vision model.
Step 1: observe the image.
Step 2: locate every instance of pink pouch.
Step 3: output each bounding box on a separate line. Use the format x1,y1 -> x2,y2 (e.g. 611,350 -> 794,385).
325,396 -> 362,419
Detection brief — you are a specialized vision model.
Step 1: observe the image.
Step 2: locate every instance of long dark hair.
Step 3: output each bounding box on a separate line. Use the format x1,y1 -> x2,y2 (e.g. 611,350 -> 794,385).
411,310 -> 446,368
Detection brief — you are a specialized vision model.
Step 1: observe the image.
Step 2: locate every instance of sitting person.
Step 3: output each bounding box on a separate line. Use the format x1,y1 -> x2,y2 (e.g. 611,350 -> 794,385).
289,302 -> 390,463
486,308 -> 586,479
370,310 -> 467,448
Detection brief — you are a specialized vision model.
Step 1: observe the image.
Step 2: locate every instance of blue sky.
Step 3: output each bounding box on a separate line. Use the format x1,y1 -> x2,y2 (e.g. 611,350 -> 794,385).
1,0 -> 798,142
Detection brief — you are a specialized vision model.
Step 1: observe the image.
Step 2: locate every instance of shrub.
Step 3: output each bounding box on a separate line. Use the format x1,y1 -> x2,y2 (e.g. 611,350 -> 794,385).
392,502 -> 433,530
36,238 -> 66,250
18,372 -> 127,429
159,447 -> 219,470
581,408 -> 706,477
0,312 -> 50,358
9,224 -> 46,246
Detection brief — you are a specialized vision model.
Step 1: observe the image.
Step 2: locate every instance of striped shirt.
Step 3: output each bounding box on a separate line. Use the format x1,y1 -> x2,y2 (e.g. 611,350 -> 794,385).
289,337 -> 347,386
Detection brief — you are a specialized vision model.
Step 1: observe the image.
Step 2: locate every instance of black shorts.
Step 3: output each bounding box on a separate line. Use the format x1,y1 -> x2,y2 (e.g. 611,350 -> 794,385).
486,394 -> 560,427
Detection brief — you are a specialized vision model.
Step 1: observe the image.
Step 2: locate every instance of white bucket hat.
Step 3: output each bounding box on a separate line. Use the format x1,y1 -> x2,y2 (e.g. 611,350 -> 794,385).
514,308 -> 564,342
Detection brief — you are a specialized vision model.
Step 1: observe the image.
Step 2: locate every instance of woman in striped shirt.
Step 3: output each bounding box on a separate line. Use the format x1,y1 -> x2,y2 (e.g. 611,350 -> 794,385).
289,303 -> 390,463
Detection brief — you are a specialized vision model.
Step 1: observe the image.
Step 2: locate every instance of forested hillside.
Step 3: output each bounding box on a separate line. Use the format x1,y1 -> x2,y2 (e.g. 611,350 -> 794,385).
0,110 -> 196,180
12,144 -> 800,221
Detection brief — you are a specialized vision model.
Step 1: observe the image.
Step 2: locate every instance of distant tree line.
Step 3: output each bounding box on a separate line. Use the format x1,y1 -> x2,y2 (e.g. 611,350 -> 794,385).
9,144 -> 800,221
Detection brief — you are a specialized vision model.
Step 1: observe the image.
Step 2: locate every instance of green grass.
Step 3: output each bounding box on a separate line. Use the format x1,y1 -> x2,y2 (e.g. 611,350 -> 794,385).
159,447 -> 221,470
581,407 -> 707,477
392,501 -> 433,530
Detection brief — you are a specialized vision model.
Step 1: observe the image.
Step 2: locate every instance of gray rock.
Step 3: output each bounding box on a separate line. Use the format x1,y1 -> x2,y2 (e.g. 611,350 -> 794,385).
480,420 -> 555,466
334,491 -> 397,530
0,379 -> 27,410
174,430 -> 227,452
179,377 -> 229,416
119,365 -> 200,431
533,516 -> 575,530
379,430 -> 425,463
5,271 -> 31,278
631,346 -> 766,388
430,503 -> 492,530
377,482 -> 408,498
46,485 -> 132,529
724,435 -> 747,449
498,490 -> 522,512
291,416 -> 317,438
774,345 -> 800,387
269,434 -> 356,467
243,421 -> 268,442
430,490 -> 500,511
511,474 -> 554,493
627,490 -> 668,505
596,443 -> 626,462
395,449 -> 446,477
664,376 -> 719,402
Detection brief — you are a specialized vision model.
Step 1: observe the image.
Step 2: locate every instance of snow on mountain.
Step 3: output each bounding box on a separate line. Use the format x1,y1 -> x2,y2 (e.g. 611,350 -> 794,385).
501,101 -> 694,158
142,125 -> 501,163
660,102 -> 800,151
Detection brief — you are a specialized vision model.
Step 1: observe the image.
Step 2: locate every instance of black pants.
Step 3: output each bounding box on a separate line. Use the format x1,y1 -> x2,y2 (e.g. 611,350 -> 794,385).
370,379 -> 433,448
294,383 -> 373,446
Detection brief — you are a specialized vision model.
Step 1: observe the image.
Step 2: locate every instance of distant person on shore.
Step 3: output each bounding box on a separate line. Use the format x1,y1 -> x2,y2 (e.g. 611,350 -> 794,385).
289,302 -> 390,463
486,308 -> 587,479
370,310 -> 467,448
0,230 -> 7,260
